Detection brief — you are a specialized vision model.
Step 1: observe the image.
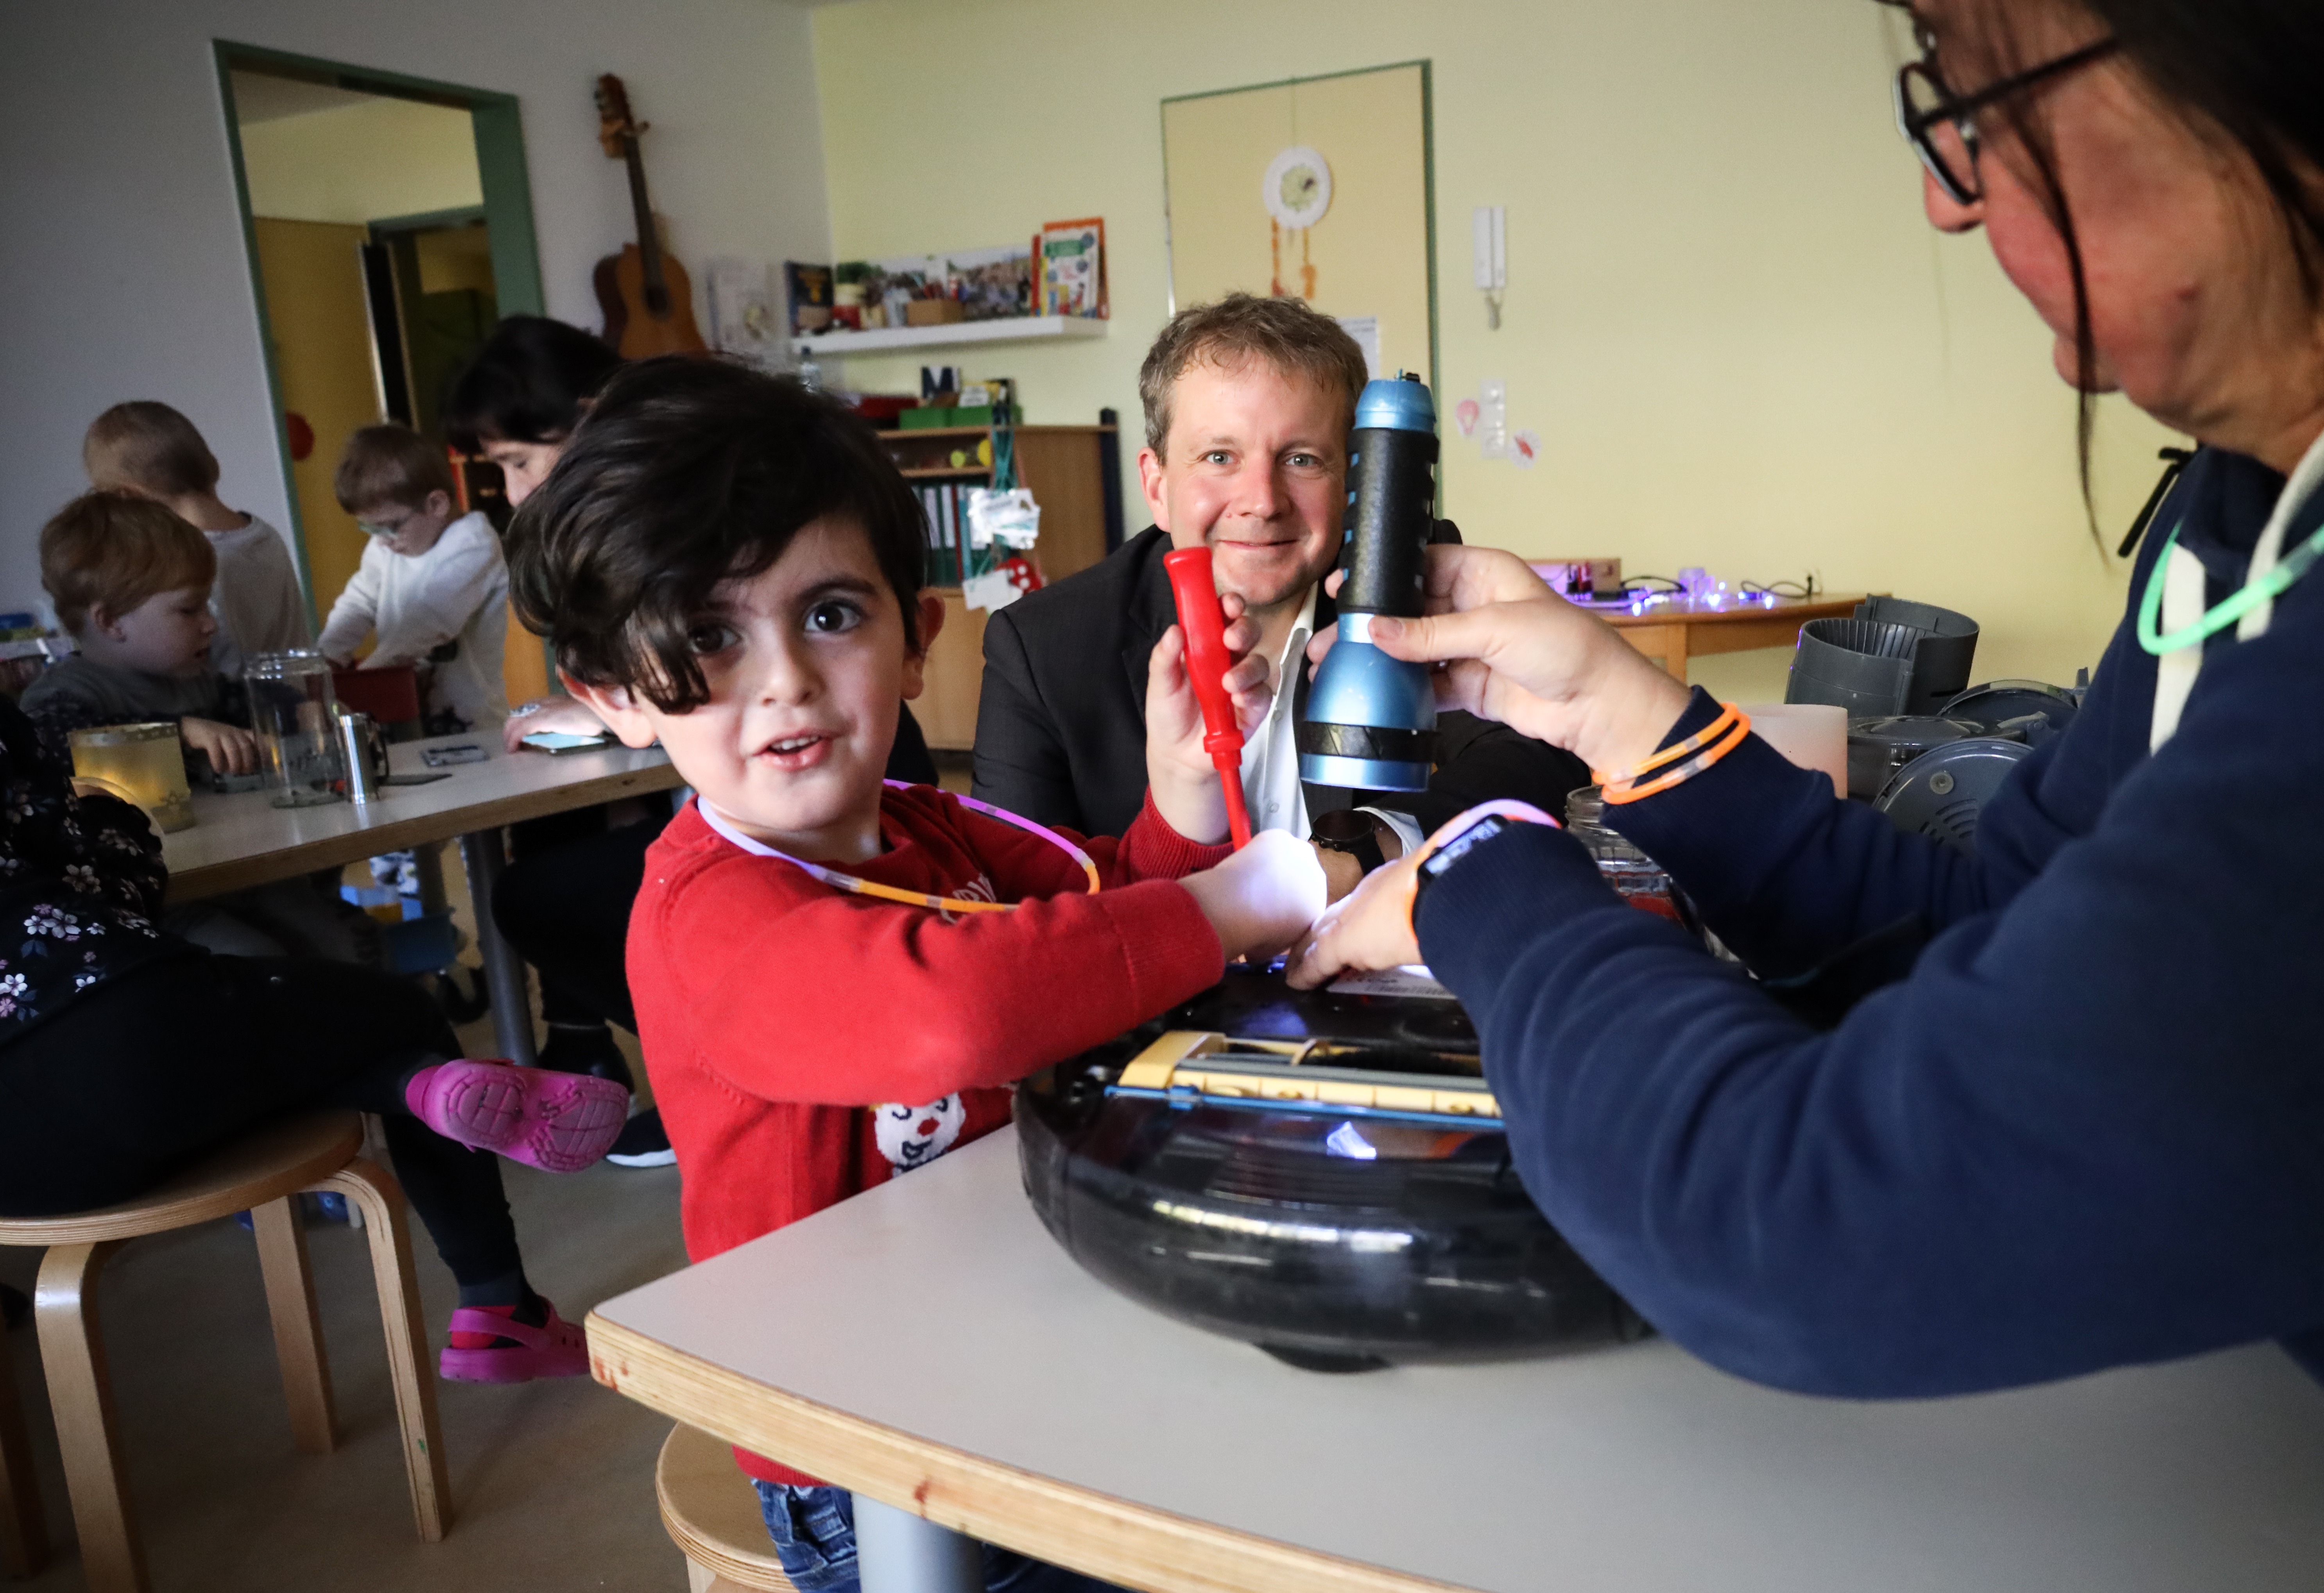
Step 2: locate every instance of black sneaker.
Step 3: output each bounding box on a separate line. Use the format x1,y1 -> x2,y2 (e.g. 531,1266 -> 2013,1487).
538,1024 -> 636,1093
604,1107 -> 676,1168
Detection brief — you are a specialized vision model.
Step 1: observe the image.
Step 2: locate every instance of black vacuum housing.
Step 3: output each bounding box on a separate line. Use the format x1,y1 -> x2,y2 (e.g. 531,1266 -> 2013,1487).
1016,970 -> 1645,1372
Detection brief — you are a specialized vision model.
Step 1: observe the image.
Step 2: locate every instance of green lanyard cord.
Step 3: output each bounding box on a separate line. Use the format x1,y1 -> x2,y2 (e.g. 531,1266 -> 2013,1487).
2136,518 -> 2324,655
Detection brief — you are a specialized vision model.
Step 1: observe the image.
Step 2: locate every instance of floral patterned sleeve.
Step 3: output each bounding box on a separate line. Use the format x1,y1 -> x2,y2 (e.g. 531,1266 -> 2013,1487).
0,695 -> 175,1029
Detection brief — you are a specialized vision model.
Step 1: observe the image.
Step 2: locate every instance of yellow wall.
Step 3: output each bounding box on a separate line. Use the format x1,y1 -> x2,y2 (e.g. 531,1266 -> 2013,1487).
240,95 -> 482,226
812,0 -> 2183,694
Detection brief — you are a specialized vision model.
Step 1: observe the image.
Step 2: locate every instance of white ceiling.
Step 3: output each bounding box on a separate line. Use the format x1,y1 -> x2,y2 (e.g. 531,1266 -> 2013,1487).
229,71 -> 386,125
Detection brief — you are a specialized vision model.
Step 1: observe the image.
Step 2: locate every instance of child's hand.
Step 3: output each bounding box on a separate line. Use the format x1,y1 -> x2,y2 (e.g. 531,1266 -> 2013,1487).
181,717 -> 258,777
1177,830 -> 1327,962
1284,851 -> 1425,989
1143,595 -> 1274,843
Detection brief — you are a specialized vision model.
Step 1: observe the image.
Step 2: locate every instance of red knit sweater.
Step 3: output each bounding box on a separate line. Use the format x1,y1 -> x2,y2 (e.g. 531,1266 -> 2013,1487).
629,782 -> 1229,1485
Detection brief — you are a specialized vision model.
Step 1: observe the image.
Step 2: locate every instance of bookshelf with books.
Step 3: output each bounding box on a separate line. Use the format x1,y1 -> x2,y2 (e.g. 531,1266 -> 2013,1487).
885,419 -> 1122,749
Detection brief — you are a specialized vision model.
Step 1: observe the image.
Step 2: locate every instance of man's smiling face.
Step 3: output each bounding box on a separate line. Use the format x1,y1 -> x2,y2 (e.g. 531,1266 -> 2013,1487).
1137,357 -> 1349,620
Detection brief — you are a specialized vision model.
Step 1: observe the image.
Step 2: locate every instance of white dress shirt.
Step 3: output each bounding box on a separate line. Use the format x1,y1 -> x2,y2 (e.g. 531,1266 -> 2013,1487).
1232,585 -> 1424,855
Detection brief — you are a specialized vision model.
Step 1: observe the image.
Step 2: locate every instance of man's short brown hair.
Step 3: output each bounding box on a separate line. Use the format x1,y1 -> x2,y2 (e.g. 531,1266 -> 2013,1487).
1138,294 -> 1369,459
334,425 -> 459,513
41,492 -> 217,636
83,402 -> 220,498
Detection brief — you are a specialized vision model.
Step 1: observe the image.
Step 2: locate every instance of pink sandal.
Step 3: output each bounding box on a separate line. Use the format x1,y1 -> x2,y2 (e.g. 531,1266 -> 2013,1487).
439,1300 -> 590,1383
405,1059 -> 628,1173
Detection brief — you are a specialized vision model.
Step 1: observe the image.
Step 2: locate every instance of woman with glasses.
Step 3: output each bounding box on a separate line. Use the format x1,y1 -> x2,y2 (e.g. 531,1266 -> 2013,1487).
1289,0 -> 2324,1396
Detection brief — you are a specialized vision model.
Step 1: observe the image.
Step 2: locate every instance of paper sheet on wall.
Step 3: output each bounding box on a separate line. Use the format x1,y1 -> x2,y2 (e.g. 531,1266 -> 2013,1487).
1335,316 -> 1381,380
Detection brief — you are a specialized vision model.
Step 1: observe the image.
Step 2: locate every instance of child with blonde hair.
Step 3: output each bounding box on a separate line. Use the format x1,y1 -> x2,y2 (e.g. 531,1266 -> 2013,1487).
83,401 -> 311,678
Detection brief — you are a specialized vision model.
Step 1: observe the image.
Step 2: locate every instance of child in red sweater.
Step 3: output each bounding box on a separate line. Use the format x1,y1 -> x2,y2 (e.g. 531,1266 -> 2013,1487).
507,359 -> 1322,1593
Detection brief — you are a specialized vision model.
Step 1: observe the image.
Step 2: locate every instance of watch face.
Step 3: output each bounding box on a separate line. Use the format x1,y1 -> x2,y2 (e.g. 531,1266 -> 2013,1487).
1262,145 -> 1333,229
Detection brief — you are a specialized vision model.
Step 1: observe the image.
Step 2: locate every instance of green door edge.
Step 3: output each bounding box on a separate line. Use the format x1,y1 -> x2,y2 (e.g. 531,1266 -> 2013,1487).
211,39 -> 547,636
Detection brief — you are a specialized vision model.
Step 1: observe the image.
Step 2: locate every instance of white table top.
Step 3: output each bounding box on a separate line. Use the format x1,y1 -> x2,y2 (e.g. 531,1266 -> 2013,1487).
161,731 -> 680,902
592,1127 -> 2324,1593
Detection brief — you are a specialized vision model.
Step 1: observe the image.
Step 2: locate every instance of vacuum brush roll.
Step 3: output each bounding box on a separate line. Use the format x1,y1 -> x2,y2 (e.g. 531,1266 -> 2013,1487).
1299,373 -> 1441,792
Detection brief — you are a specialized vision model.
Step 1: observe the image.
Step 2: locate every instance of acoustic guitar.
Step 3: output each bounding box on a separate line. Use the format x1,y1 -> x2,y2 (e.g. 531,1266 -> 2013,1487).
592,74 -> 708,358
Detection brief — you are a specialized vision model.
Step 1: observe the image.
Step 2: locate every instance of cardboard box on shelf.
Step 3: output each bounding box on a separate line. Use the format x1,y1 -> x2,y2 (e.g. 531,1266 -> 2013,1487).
905,299 -> 968,327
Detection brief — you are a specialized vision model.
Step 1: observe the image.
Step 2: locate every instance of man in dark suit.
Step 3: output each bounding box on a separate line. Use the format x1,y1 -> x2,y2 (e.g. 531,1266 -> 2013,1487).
974,295 -> 1588,894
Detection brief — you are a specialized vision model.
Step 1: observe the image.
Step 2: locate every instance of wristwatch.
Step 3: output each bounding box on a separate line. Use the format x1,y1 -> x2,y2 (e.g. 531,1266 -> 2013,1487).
1310,808 -> 1387,876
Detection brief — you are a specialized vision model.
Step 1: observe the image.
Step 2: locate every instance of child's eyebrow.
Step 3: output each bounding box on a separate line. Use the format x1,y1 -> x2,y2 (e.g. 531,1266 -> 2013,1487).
796,575 -> 882,602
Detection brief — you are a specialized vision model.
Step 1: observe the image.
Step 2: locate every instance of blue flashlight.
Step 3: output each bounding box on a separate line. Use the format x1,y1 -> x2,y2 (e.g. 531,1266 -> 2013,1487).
1297,373 -> 1440,791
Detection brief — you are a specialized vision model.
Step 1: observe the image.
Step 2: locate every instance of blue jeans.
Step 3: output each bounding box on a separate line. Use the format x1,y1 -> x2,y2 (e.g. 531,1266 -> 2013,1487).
754,1483 -> 1130,1593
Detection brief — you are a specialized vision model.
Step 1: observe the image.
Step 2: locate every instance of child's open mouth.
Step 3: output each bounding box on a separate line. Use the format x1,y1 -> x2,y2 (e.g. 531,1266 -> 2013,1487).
758,733 -> 833,770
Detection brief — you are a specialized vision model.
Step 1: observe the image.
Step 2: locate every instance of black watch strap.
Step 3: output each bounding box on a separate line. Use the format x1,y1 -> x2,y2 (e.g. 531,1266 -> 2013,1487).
1311,808 -> 1387,875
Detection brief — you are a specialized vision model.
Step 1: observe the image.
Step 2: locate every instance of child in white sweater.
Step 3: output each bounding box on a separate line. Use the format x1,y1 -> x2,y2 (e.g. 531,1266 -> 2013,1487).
319,426 -> 509,735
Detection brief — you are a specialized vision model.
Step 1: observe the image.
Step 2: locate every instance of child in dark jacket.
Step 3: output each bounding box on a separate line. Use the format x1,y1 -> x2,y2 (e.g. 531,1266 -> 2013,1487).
508,358 -> 1323,1593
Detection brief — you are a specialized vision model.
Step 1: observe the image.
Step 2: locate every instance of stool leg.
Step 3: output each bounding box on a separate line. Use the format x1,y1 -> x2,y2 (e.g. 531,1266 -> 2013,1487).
0,1301 -> 49,1579
35,1241 -> 145,1593
250,1195 -> 337,1454
319,1160 -> 450,1541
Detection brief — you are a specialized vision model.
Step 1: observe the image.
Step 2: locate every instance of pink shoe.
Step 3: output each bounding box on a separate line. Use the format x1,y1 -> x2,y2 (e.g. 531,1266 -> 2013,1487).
405,1059 -> 627,1173
439,1300 -> 590,1383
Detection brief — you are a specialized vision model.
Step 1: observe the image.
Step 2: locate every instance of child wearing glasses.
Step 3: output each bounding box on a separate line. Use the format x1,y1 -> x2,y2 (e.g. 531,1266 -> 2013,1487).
319,425 -> 509,735
509,356 -> 1322,1593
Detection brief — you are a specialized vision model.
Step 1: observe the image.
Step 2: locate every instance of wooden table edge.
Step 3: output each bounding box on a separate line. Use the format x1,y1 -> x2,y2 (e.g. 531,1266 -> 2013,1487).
586,1310 -> 1475,1593
164,762 -> 686,904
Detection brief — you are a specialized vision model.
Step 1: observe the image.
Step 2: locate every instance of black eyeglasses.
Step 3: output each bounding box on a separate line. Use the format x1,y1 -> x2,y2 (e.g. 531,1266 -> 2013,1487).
1894,36 -> 2120,205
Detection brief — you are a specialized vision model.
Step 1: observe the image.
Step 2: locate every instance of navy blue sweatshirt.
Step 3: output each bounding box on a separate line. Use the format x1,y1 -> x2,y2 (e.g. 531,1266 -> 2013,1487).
1417,446 -> 2324,1396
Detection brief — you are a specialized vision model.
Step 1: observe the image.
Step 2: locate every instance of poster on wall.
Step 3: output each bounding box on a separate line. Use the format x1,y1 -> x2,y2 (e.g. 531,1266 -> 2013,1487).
1161,62 -> 1434,387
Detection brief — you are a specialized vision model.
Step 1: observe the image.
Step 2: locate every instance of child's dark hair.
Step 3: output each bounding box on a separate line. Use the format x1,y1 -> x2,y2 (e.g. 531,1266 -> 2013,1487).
442,315 -> 623,451
507,357 -> 928,713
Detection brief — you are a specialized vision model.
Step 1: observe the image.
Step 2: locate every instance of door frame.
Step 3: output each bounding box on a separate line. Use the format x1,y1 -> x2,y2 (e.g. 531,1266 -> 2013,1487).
212,41 -> 545,625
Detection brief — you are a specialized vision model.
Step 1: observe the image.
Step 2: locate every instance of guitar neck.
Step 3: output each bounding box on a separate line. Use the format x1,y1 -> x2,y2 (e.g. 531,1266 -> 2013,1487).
620,134 -> 670,315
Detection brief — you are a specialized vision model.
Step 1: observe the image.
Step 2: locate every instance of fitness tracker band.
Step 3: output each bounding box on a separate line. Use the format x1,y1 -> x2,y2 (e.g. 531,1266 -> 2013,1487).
1407,801 -> 1559,920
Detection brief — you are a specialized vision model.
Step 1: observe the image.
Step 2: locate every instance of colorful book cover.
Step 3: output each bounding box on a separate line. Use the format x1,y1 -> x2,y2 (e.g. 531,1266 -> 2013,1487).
1038,219 -> 1106,318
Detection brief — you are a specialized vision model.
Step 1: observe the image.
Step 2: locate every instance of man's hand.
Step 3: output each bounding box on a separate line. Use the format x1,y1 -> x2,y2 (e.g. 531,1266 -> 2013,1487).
1306,547 -> 1691,776
1285,850 -> 1424,989
504,696 -> 608,753
1312,815 -> 1405,903
1179,830 -> 1328,962
1143,593 -> 1274,843
180,717 -> 257,777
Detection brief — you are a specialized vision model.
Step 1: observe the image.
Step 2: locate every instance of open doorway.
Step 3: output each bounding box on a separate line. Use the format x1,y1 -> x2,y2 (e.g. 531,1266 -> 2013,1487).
217,45 -> 551,707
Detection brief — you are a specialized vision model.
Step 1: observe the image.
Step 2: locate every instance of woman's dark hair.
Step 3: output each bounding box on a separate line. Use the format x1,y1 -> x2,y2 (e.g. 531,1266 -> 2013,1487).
442,315 -> 624,451
1898,0 -> 2324,538
506,357 -> 928,713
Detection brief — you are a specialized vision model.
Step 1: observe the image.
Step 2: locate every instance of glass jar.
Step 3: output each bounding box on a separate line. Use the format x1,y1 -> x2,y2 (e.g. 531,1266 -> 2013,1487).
1563,786 -> 1683,923
245,650 -> 345,808
69,722 -> 195,832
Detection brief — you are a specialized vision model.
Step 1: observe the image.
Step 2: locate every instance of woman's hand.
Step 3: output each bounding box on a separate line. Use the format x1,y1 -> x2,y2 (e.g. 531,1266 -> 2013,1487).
1179,830 -> 1328,962
1143,594 -> 1274,843
1284,851 -> 1424,989
504,695 -> 608,753
1307,547 -> 1691,776
180,717 -> 257,776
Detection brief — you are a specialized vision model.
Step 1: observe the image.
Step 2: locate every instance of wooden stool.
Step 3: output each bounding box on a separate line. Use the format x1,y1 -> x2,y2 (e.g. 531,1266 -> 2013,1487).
657,1424 -> 796,1592
0,1112 -> 449,1592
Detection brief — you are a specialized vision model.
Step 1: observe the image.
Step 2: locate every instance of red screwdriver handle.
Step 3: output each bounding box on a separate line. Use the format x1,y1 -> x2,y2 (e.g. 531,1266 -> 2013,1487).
1161,547 -> 1254,848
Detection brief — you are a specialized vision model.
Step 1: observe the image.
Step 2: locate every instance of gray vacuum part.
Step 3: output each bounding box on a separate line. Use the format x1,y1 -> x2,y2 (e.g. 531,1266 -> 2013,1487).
1788,619 -> 1923,716
1873,737 -> 2033,855
1859,597 -> 1980,715
1940,679 -> 2080,736
1845,715 -> 1991,801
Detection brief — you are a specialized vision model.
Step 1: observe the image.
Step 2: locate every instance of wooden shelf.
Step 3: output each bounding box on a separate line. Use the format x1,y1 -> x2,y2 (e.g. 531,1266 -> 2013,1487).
794,315 -> 1109,358
882,424 -> 1116,441
899,466 -> 993,479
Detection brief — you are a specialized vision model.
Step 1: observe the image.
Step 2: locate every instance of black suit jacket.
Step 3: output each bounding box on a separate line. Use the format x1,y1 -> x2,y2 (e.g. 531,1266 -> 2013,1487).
972,527 -> 1591,838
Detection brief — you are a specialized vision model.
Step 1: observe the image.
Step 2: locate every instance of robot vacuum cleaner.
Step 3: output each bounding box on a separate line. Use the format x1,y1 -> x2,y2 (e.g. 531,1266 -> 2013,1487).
1016,969 -> 1646,1372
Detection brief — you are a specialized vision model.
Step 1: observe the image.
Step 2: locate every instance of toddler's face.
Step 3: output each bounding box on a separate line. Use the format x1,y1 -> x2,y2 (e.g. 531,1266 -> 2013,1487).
102,586 -> 215,677
579,517 -> 938,859
353,491 -> 456,557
